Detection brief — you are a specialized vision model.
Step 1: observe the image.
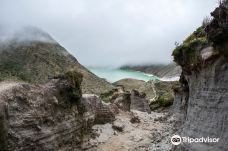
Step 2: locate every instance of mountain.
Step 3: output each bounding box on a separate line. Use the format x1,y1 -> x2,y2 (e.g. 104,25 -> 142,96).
0,26 -> 114,94
120,63 -> 181,78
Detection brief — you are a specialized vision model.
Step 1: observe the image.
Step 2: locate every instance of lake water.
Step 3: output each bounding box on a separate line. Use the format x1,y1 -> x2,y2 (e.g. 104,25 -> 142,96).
88,67 -> 159,82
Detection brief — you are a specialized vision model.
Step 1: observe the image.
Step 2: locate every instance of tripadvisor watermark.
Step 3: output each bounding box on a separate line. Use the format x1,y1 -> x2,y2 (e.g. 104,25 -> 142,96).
171,135 -> 220,145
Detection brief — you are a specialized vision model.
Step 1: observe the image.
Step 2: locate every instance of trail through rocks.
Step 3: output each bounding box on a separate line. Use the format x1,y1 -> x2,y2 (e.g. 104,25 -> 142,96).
84,110 -> 174,151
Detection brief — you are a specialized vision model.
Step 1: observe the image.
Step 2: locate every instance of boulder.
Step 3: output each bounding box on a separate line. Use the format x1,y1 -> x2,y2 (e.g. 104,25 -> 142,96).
0,78 -> 83,150
81,94 -> 115,125
0,70 -> 114,150
130,90 -> 151,114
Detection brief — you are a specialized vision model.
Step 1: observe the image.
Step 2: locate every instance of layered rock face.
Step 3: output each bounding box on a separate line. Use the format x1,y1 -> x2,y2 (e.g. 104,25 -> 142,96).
0,72 -> 84,150
130,90 -> 151,114
173,1 -> 228,150
0,79 -> 115,151
0,71 -> 115,150
81,94 -> 115,125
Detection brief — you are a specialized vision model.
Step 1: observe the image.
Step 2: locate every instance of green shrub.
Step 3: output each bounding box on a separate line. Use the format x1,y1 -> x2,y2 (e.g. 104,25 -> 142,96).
173,26 -> 208,58
65,70 -> 83,101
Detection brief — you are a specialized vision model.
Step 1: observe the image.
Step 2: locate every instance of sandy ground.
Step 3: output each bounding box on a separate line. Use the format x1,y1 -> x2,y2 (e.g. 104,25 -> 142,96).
84,110 -> 174,151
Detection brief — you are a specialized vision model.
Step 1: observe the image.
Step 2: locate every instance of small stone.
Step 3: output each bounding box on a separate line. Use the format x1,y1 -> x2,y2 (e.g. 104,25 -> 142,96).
112,121 -> 124,132
130,116 -> 140,123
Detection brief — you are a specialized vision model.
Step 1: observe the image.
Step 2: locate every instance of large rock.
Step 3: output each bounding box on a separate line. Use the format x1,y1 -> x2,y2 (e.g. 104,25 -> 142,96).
0,71 -> 114,150
173,57 -> 228,151
100,86 -> 151,113
114,78 -> 156,102
172,2 -> 228,150
114,78 -> 178,112
130,90 -> 151,114
0,77 -> 83,150
81,94 -> 115,125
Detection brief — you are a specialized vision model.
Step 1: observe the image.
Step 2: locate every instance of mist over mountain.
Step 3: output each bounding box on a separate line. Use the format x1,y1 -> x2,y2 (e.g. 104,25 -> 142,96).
0,26 -> 55,42
0,0 -> 218,67
0,26 -> 113,94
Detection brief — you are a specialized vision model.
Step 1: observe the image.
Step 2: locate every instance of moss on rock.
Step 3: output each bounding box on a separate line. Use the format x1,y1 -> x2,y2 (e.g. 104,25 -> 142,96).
173,26 -> 208,57
65,70 -> 83,101
172,26 -> 213,73
100,89 -> 118,103
149,81 -> 178,111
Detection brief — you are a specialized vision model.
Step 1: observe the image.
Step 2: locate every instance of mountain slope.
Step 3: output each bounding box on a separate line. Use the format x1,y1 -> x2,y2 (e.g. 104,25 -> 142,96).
0,27 -> 114,94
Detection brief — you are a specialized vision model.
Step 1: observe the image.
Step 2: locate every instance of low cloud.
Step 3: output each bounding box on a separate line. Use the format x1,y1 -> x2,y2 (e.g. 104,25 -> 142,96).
0,0 -> 218,67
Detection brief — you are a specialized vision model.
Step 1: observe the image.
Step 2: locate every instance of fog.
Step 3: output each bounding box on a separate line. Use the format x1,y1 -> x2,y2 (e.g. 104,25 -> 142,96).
0,0 -> 218,67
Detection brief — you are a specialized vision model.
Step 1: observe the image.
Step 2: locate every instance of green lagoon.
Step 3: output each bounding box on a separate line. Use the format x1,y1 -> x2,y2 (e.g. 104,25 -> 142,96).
88,67 -> 159,82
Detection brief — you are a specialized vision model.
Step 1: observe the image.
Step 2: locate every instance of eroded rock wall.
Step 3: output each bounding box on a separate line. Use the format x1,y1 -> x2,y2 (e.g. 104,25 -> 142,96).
0,75 -> 115,150
0,80 -> 83,151
174,57 -> 228,151
172,1 -> 228,150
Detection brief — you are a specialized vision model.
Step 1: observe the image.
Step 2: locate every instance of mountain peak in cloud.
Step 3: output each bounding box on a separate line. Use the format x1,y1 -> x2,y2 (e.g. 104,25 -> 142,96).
0,26 -> 56,44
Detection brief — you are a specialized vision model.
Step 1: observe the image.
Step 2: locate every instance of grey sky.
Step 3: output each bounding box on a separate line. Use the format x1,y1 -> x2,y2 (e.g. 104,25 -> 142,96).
0,0 -> 218,67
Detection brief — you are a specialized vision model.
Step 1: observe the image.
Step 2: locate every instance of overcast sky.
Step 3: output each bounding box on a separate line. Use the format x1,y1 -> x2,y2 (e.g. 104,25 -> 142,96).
0,0 -> 218,67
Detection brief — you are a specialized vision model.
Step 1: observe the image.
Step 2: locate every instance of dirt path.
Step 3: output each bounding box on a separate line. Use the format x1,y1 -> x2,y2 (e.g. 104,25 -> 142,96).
85,110 -> 173,151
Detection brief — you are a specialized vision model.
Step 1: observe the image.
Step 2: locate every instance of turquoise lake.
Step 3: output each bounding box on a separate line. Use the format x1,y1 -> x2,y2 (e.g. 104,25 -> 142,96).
87,67 -> 159,82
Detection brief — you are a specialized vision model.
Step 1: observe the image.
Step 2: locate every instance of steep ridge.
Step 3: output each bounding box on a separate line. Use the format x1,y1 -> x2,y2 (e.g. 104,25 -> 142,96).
172,1 -> 228,150
0,27 -> 113,95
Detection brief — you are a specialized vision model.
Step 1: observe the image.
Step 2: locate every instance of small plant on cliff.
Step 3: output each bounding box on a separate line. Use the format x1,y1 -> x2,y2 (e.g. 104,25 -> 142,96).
172,26 -> 208,66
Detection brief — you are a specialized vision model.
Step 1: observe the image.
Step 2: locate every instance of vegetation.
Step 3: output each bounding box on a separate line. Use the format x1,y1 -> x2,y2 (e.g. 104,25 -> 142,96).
173,26 -> 207,55
149,81 -> 178,111
183,26 -> 206,43
172,26 -> 210,68
65,70 -> 83,101
150,94 -> 174,111
100,89 -> 118,103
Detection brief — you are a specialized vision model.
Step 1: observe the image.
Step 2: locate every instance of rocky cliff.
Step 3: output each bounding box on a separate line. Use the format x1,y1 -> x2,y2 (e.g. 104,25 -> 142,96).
0,71 -> 115,150
172,1 -> 228,150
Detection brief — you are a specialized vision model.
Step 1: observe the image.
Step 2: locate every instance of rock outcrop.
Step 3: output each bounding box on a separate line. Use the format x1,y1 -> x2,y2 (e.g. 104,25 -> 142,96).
81,94 -> 115,125
0,71 -> 84,150
0,71 -> 115,150
172,1 -> 228,150
130,90 -> 151,114
114,78 -> 178,112
100,85 -> 151,113
149,81 -> 179,111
